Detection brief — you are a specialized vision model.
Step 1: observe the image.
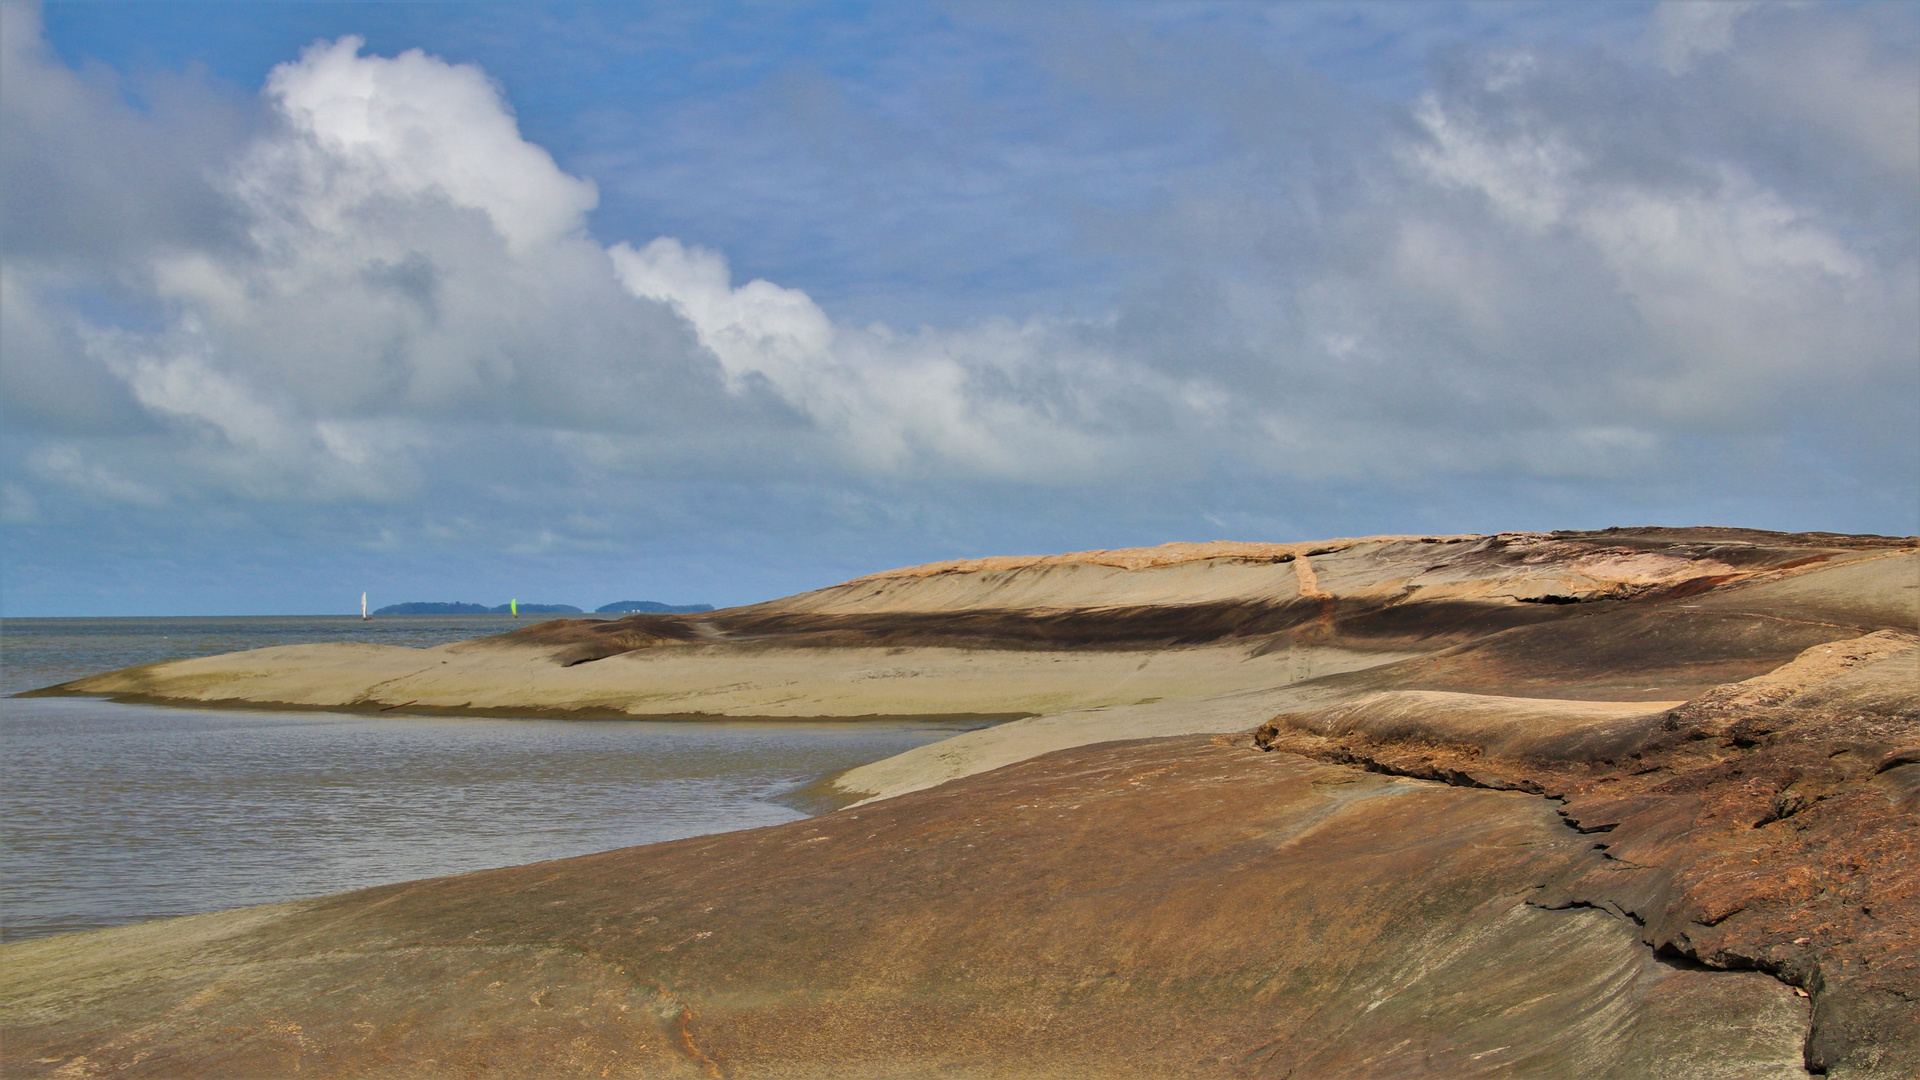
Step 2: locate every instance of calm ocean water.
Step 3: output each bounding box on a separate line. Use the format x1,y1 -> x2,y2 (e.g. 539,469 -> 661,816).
0,616 -> 973,941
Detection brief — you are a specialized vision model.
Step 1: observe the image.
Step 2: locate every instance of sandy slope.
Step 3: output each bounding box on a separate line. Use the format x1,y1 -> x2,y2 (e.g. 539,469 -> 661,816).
40,639 -> 1409,721
826,537 -> 1916,804
33,529 -> 1913,720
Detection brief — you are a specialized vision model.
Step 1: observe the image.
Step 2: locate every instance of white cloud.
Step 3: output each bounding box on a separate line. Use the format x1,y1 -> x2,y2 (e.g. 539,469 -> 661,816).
4,29 -> 1155,501
609,236 -> 1133,478
259,36 -> 598,255
1400,85 -> 1894,418
1409,86 -> 1585,232
1655,1 -> 1764,75
28,444 -> 168,507
4,32 -> 764,503
2,5 -> 1913,544
611,238 -> 834,395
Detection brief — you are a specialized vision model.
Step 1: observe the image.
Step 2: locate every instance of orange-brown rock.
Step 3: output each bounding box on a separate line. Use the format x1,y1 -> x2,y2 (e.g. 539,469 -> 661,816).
3,736 -> 1816,1079
1256,631 -> 1920,1076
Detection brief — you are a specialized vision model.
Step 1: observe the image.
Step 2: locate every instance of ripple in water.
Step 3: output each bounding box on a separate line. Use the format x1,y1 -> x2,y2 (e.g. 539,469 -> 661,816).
1,619 -> 976,941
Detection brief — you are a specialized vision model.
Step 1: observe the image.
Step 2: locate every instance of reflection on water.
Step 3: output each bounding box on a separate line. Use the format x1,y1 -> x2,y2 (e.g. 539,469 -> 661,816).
0,617 -> 972,941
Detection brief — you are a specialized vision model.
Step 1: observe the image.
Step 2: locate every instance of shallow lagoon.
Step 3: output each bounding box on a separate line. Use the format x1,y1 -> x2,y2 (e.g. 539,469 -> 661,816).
0,617 -> 969,941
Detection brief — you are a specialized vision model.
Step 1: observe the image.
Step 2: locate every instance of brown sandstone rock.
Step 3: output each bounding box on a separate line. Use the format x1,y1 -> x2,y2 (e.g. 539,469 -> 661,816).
1255,631 -> 1920,1076
1,738 -> 1814,1079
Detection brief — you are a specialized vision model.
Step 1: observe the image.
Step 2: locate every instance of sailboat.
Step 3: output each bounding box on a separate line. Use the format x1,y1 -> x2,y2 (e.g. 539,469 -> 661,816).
361,592 -> 370,621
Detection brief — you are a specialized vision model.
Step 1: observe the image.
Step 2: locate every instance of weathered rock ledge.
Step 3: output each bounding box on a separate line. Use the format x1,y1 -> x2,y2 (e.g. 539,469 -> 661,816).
1257,630 -> 1919,1076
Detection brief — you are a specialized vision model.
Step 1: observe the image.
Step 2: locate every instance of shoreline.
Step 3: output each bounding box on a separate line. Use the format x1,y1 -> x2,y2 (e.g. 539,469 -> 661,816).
5,529 -> 1914,1078
3,696 -> 974,945
12,686 -> 1034,728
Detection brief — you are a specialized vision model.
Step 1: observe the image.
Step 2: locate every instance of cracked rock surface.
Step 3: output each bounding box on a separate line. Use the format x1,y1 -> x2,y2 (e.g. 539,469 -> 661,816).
1257,631 -> 1919,1076
2,737 -> 1816,1079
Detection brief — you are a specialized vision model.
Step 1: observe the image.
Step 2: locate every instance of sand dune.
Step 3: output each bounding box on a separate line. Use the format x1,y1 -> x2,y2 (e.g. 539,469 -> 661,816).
33,528 -> 1913,724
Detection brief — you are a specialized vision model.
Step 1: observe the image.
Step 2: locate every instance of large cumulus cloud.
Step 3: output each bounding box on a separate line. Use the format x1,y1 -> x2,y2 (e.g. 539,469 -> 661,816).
3,20 -> 1189,506
3,23 -> 788,506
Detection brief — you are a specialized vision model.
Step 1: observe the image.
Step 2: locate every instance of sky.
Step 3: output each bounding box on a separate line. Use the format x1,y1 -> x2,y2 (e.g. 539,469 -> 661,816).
3,1 -> 1915,616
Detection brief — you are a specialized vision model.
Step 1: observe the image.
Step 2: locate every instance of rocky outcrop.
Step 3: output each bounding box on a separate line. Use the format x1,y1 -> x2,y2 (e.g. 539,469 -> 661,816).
3,736 -> 1818,1079
1255,631 -> 1920,1076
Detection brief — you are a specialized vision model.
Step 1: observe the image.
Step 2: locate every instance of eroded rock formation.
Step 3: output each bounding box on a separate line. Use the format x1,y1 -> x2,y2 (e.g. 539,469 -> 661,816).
3,736 -> 1830,1079
1256,631 -> 1919,1076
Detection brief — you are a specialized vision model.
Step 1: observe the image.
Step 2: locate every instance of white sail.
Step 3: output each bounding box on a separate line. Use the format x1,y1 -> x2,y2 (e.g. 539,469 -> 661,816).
361,592 -> 369,620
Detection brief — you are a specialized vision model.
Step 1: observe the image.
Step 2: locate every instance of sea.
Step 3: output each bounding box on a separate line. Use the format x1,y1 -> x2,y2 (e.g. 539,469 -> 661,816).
0,615 -> 975,942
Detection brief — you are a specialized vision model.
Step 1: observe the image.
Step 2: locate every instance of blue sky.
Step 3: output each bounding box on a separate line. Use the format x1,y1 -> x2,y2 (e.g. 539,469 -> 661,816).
4,1 -> 1915,615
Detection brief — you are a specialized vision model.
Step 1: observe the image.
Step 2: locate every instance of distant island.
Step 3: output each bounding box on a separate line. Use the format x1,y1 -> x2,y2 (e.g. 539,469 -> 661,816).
371,602 -> 584,615
370,600 -> 710,616
596,601 -> 715,614
372,602 -> 492,615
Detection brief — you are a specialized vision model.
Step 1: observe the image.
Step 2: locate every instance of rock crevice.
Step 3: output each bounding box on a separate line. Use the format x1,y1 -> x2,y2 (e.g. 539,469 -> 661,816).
1254,630 -> 1919,1077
